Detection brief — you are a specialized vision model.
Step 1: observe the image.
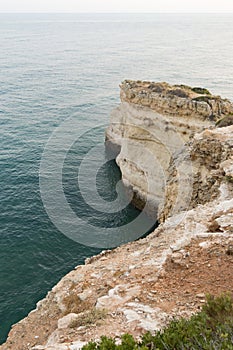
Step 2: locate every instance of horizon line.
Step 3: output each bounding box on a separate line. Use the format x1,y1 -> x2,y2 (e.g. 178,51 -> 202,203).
0,11 -> 233,14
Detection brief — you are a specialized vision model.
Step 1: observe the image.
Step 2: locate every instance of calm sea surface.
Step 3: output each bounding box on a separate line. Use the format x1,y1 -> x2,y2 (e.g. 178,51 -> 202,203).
0,13 -> 233,343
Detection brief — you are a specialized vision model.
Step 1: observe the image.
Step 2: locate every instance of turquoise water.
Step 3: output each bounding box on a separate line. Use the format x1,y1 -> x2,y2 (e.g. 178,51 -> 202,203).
0,13 -> 233,344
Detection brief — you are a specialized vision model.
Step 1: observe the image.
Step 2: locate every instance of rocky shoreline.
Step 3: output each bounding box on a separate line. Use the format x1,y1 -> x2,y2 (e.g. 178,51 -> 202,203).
1,81 -> 233,350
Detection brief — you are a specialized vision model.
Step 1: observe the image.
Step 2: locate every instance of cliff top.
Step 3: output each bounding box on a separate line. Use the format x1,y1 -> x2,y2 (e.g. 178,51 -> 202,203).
120,80 -> 233,121
121,79 -> 214,99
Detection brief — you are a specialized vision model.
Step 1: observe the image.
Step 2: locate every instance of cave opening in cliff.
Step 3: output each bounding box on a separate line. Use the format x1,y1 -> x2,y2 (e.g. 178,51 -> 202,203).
104,141 -> 159,241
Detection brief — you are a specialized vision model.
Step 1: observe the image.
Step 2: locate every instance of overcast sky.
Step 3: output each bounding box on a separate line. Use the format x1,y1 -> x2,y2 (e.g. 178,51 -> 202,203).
0,0 -> 233,13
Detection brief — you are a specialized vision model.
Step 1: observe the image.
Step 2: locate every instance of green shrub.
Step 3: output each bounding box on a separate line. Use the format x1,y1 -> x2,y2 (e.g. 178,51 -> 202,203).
225,175 -> 233,184
192,87 -> 211,95
174,84 -> 192,90
82,293 -> 233,350
203,293 -> 233,328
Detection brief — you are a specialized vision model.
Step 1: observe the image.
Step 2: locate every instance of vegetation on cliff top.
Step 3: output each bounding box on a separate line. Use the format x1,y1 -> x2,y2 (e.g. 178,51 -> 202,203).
175,84 -> 211,95
82,293 -> 233,350
191,87 -> 211,95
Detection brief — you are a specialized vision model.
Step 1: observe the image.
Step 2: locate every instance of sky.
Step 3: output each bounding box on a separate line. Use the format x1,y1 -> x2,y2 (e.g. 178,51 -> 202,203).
0,0 -> 233,13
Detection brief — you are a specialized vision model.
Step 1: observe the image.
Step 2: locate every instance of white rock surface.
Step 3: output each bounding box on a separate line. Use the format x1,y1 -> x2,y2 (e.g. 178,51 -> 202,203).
106,82 -> 217,218
58,313 -> 79,329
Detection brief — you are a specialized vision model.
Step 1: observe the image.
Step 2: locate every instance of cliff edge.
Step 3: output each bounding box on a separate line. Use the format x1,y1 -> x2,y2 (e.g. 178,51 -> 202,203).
119,80 -> 233,120
0,82 -> 233,350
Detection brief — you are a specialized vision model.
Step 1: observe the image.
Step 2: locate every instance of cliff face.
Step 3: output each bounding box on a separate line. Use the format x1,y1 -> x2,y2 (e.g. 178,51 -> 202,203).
106,80 -> 233,218
160,126 -> 233,222
1,82 -> 233,350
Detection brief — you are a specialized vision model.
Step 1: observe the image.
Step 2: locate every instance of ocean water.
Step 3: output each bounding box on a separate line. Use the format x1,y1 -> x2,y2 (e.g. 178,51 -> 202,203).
0,13 -> 233,344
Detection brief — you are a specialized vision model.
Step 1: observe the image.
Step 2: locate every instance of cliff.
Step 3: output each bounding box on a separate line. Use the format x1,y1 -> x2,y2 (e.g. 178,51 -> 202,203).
1,82 -> 233,350
106,80 -> 233,218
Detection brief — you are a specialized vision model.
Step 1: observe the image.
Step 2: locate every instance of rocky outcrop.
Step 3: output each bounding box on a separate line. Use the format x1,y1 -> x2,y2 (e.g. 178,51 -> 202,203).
106,80 -> 233,218
120,80 -> 233,121
159,126 -> 233,222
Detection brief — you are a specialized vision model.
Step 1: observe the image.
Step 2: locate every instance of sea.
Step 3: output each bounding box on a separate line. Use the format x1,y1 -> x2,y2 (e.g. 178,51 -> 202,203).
0,13 -> 233,344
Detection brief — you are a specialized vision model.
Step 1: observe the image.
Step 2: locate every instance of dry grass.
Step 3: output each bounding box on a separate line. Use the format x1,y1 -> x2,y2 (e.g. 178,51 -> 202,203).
69,308 -> 107,328
62,292 -> 92,315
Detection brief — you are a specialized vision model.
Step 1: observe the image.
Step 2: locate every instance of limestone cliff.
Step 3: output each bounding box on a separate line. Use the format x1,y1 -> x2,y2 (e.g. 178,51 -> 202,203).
106,80 -> 233,218
160,126 -> 233,222
1,82 -> 233,350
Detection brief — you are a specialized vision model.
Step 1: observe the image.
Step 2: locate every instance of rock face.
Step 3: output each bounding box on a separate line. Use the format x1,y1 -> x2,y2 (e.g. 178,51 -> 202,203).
0,82 -> 233,350
160,126 -> 233,222
106,80 -> 233,218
